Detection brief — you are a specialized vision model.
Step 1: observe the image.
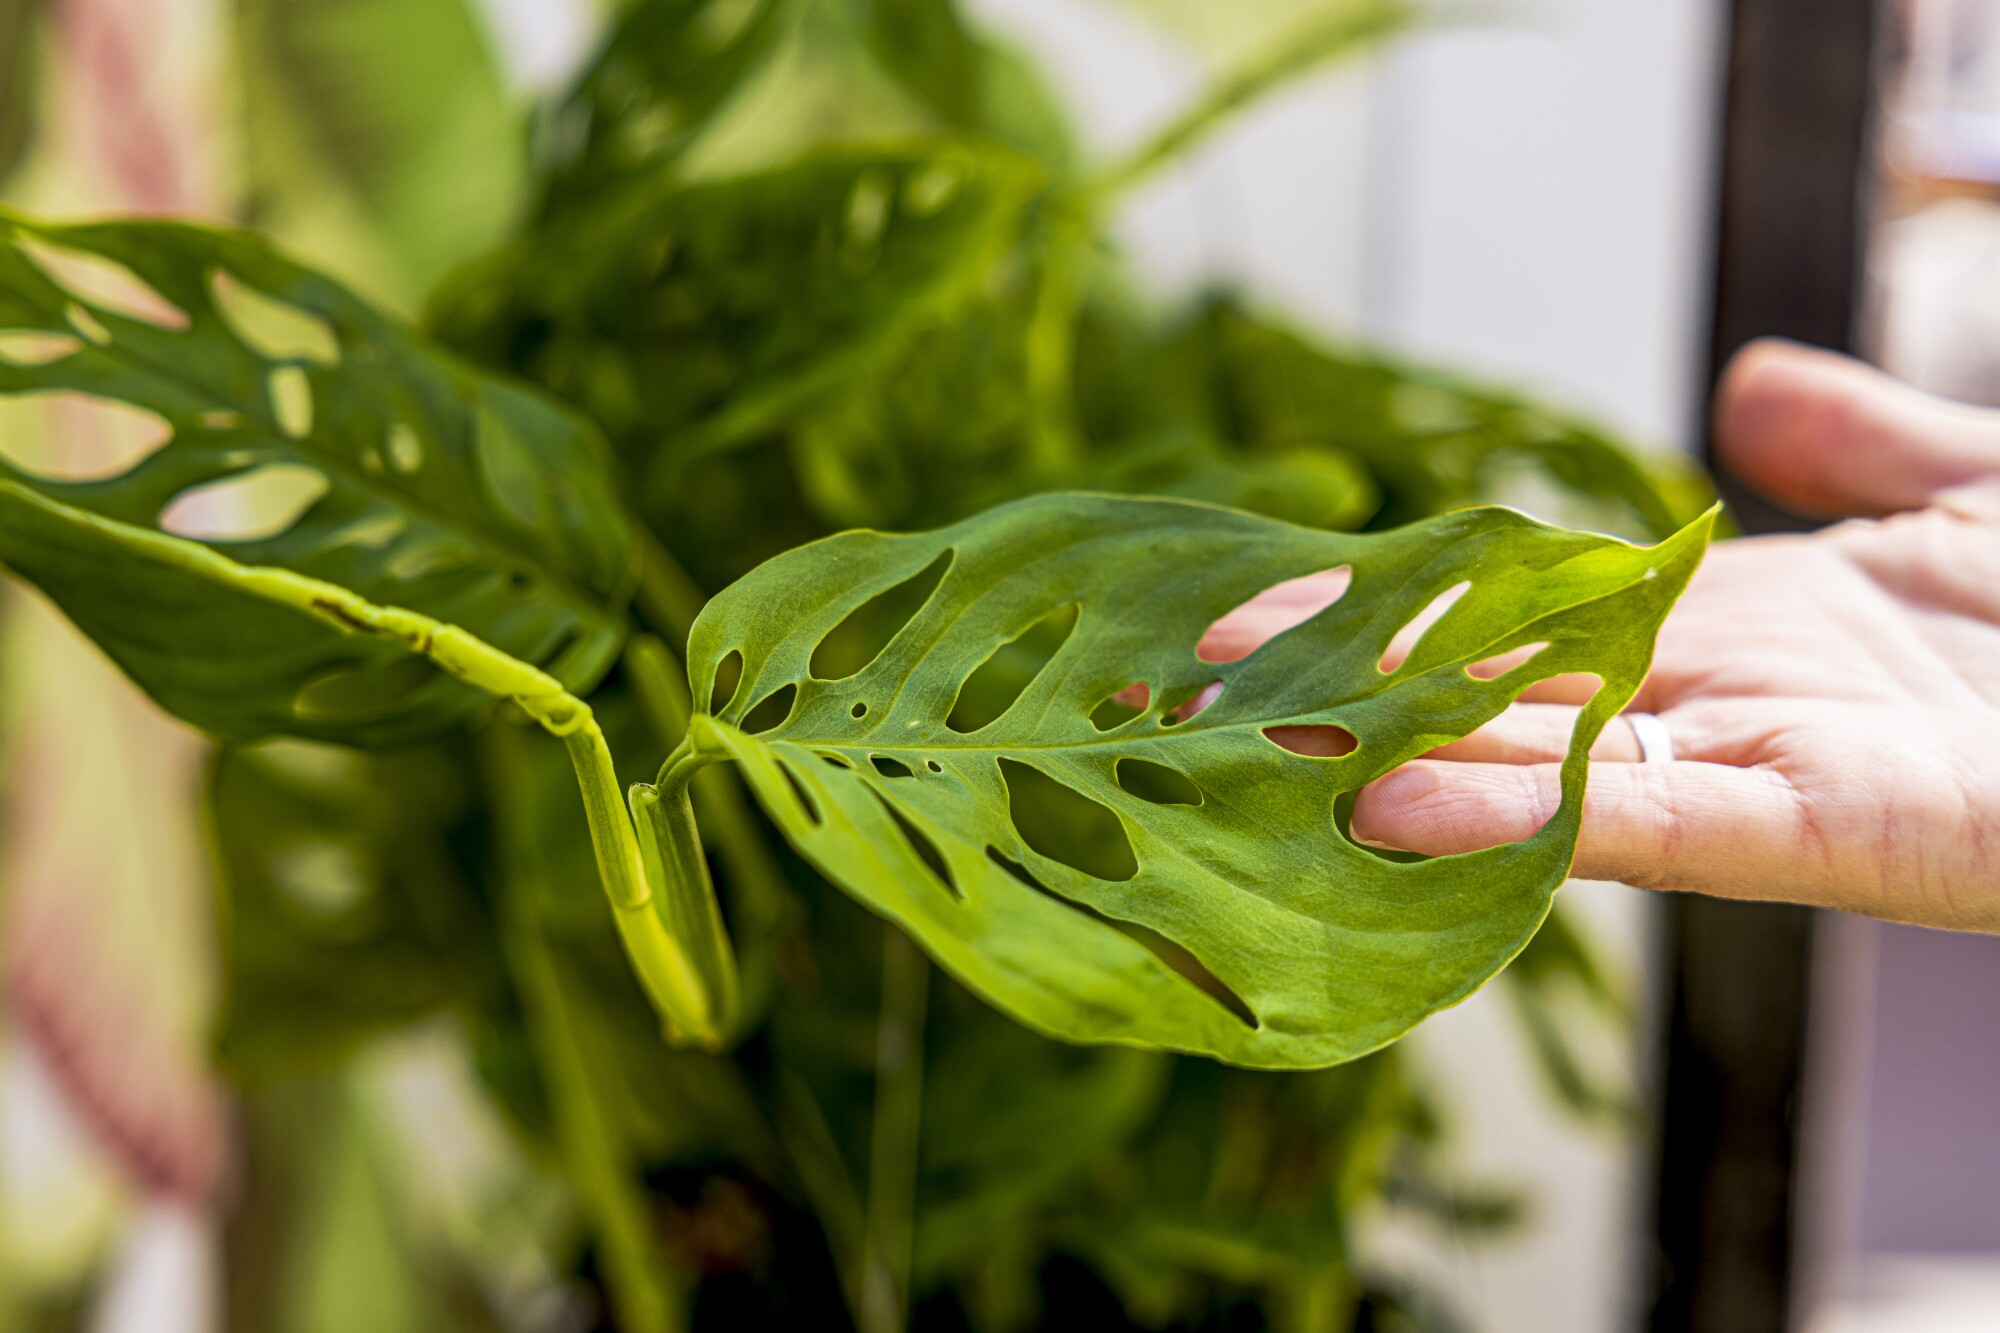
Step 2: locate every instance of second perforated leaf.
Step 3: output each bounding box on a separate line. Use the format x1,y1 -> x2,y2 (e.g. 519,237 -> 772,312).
678,492 -> 1712,1068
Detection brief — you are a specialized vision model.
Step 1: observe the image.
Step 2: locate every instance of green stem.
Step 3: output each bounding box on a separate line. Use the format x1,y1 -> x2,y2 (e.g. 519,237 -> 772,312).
1088,1 -> 1419,200
859,927 -> 930,1333
506,894 -> 683,1333
626,636 -> 790,939
1290,1268 -> 1358,1333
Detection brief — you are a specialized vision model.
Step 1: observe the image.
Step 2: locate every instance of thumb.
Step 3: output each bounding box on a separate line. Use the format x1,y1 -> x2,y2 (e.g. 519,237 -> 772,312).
1714,339 -> 2000,517
1351,758 -> 1806,899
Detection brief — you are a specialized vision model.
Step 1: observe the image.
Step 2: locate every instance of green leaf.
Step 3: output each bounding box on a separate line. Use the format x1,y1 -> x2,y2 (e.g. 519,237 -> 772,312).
430,143 -> 1043,478
0,214 -> 634,745
1092,0 -> 1421,196
1094,429 -> 1378,532
235,0 -> 528,300
862,0 -> 1075,165
544,0 -> 792,197
210,740 -> 490,1082
1170,306 -> 1712,539
680,492 -> 1712,1067
0,0 -> 44,186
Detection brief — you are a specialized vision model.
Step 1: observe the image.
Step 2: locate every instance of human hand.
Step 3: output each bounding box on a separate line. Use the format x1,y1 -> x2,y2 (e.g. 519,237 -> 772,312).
1331,340 -> 2000,931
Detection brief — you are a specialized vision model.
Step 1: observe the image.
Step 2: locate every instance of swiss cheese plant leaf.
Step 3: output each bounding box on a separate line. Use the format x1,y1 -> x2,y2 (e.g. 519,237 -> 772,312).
0,215 -> 634,744
430,143 -> 1043,476
682,492 -> 1713,1068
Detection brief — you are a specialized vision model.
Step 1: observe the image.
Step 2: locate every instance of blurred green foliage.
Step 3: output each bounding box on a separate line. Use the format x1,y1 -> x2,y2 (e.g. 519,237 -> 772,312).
0,0 -> 1700,1328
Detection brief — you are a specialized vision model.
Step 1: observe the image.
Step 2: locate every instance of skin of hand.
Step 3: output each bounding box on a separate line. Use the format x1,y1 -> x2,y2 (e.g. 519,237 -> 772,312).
1222,339 -> 2000,932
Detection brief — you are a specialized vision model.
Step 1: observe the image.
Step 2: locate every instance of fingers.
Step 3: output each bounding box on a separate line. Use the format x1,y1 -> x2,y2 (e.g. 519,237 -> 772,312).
1350,758 -> 1805,895
1714,338 -> 2000,517
1427,703 -> 1641,763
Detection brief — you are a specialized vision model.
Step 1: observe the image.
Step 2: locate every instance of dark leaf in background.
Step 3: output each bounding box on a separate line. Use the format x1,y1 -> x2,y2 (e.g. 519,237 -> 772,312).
210,740 -> 490,1082
434,142 -> 1043,483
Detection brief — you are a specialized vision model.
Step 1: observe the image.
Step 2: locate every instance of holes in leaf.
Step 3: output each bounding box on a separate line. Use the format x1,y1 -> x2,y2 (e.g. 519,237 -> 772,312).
869,790 -> 959,899
925,759 -> 943,774
998,758 -> 1136,882
64,303 -> 109,345
268,365 -> 313,438
0,331 -> 81,366
1091,683 -> 1149,731
740,683 -> 797,734
1198,565 -> 1353,664
851,701 -> 869,719
777,760 -> 820,825
709,651 -> 744,714
1265,725 -> 1358,758
158,464 -> 330,542
1161,681 -> 1223,726
1380,580 -> 1471,674
904,163 -> 961,215
386,538 -> 476,581
270,840 -> 370,917
1115,759 -> 1202,807
948,604 -> 1079,734
293,656 -> 438,722
819,752 -> 852,769
0,392 -> 171,481
984,847 -> 1255,1028
810,549 -> 953,680
846,171 -> 892,248
1468,641 -> 1549,680
18,237 -> 189,329
386,422 -> 425,474
209,270 -> 339,365
870,755 -> 914,779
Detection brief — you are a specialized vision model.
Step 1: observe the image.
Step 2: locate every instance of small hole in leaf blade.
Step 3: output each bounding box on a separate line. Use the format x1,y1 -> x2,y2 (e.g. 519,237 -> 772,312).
209,270 -> 340,365
983,847 -> 1255,1027
709,651 -> 743,714
1265,725 -> 1358,758
810,549 -> 952,681
925,760 -> 943,774
870,790 -> 959,899
870,755 -> 914,779
1380,580 -> 1471,673
740,683 -> 796,734
947,604 -> 1078,734
1090,683 -> 1149,731
851,701 -> 869,719
998,758 -> 1136,882
159,464 -> 330,542
1161,681 -> 1223,726
1198,565 -> 1353,664
0,331 -> 81,366
1115,759 -> 1202,806
777,760 -> 820,825
268,365 -> 313,438
18,237 -> 189,329
0,392 -> 170,481
1468,641 -> 1550,680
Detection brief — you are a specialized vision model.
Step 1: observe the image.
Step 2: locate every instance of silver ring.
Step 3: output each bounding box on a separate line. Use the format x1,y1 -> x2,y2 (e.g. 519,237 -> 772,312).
1627,712 -> 1675,764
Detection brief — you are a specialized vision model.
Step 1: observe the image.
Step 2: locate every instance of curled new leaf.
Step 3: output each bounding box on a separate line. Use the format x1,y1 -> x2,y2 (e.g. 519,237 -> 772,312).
681,492 -> 1713,1068
0,214 -> 634,744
